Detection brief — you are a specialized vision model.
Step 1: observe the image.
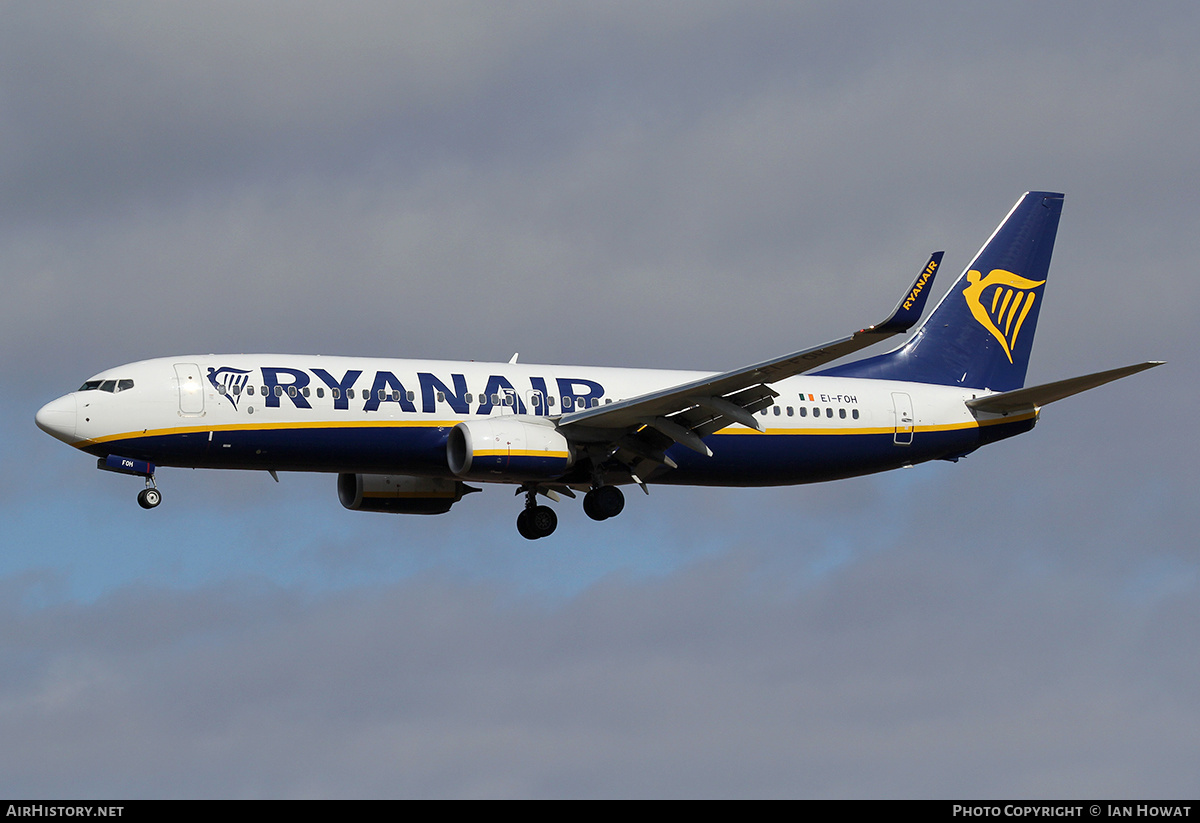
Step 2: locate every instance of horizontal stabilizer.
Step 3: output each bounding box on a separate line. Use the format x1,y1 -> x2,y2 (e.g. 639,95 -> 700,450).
966,361 -> 1163,414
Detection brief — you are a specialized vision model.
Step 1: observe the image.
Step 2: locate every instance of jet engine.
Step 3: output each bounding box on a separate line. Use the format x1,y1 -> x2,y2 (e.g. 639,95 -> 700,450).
447,417 -> 575,482
337,473 -> 478,515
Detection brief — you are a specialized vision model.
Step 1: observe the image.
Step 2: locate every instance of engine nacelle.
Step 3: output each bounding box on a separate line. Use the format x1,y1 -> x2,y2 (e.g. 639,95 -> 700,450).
337,473 -> 478,515
447,417 -> 575,482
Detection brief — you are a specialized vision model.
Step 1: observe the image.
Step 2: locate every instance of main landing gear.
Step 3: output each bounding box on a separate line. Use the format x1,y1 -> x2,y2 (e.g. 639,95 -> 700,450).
583,485 -> 624,521
515,484 -> 627,539
517,490 -> 558,540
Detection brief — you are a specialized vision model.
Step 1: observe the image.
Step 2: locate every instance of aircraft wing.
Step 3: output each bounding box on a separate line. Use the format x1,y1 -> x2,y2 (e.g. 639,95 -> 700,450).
966,361 -> 1164,415
557,253 -> 943,477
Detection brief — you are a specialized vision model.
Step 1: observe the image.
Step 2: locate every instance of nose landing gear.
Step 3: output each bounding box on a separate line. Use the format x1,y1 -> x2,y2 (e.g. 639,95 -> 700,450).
136,485 -> 162,509
98,455 -> 162,510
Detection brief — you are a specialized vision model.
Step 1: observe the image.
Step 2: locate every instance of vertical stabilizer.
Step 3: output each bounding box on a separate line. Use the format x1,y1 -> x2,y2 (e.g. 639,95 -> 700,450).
819,191 -> 1064,392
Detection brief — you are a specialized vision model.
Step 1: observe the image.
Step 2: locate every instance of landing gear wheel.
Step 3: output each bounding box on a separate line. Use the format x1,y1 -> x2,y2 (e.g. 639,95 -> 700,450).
583,485 -> 625,521
529,505 -> 557,537
517,505 -> 557,539
137,488 -> 161,509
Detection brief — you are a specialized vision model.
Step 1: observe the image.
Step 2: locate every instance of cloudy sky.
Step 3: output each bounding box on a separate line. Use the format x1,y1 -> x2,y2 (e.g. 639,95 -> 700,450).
2,1 -> 1197,798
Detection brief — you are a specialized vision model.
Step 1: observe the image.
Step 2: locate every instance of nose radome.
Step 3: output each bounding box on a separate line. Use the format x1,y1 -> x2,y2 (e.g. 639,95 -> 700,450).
35,394 -> 78,443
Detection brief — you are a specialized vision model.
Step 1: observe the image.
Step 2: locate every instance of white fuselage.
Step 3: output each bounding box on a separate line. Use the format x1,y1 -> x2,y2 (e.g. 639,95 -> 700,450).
38,354 -> 1030,488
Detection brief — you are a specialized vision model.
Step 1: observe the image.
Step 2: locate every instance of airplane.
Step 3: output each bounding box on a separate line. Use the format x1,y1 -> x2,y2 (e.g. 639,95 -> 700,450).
36,191 -> 1161,539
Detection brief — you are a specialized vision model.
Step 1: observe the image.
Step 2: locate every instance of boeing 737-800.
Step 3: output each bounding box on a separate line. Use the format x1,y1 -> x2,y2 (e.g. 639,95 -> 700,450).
36,192 -> 1160,539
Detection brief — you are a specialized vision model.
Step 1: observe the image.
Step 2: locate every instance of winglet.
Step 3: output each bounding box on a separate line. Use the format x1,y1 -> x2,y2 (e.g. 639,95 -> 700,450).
858,251 -> 943,336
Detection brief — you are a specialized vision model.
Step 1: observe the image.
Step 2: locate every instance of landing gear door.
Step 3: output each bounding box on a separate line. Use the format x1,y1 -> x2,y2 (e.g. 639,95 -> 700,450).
174,363 -> 205,416
892,391 -> 913,445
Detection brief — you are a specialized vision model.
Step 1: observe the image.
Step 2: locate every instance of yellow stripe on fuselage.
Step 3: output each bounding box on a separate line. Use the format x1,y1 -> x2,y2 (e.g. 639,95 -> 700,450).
76,409 -> 1036,450
76,418 -> 464,448
714,410 -> 1036,437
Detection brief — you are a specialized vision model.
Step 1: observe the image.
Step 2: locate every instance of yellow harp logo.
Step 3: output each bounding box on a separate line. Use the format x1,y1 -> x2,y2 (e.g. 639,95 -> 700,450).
963,269 -> 1046,363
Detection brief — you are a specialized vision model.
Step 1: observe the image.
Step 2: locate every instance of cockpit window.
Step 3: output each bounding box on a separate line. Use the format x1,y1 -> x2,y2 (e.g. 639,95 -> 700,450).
78,378 -> 134,392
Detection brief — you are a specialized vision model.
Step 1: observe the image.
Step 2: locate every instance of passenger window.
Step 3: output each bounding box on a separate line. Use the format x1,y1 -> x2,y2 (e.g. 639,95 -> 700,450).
799,407 -> 807,417
464,393 -> 473,404
232,384 -> 241,395
605,398 -> 612,404
787,407 -> 793,416
548,396 -> 555,407
302,387 -> 310,397
407,391 -> 415,402
825,408 -> 833,417
288,386 -> 297,397
378,390 -> 386,400
437,391 -> 445,402
274,386 -> 283,397
247,386 -> 255,396
347,389 -> 355,399
773,406 -> 780,416
316,388 -> 324,398
839,408 -> 846,419
852,409 -> 859,419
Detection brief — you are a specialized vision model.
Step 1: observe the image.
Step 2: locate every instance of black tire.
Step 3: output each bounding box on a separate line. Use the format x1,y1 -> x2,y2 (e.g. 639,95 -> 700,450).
516,509 -> 537,540
585,485 -> 624,520
583,492 -> 604,521
137,488 -> 161,509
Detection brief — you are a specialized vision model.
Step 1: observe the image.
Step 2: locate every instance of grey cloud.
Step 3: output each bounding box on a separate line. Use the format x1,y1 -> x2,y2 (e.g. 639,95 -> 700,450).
3,1 -> 1197,798
0,542 -> 1195,798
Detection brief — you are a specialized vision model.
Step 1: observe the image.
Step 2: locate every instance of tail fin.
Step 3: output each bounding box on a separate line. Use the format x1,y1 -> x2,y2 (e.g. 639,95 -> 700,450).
819,191 -> 1064,391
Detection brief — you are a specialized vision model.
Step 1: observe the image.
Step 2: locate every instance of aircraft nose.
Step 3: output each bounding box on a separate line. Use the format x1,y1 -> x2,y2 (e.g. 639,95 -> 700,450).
35,394 -> 78,443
